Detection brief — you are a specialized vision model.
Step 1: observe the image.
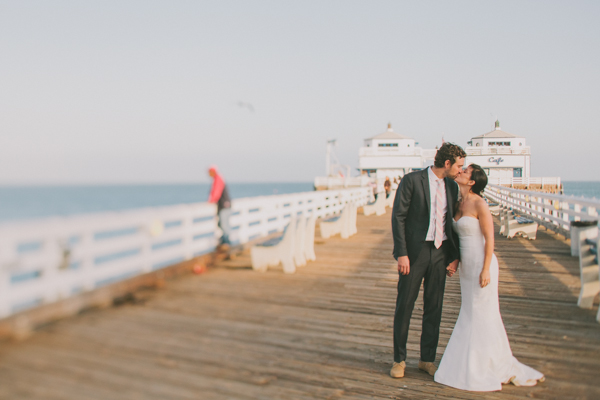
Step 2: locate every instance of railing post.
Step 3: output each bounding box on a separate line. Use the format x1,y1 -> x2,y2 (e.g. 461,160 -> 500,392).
142,215 -> 159,273
41,237 -> 62,304
570,220 -> 598,257
574,204 -> 582,222
0,241 -> 13,318
80,230 -> 95,292
182,207 -> 193,261
561,201 -> 570,232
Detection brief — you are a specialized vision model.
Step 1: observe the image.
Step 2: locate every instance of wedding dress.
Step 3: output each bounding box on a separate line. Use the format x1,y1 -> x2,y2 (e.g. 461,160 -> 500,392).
434,216 -> 544,391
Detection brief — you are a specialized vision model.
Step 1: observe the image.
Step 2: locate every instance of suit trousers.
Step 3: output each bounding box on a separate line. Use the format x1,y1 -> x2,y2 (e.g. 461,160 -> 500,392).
393,241 -> 447,363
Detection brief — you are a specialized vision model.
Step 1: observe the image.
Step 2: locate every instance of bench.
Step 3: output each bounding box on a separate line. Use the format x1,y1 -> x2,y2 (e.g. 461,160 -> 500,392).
386,189 -> 396,208
488,202 -> 500,216
341,202 -> 358,239
576,224 -> 600,322
251,217 -> 296,274
499,206 -> 508,236
320,203 -> 357,239
348,202 -> 357,236
505,211 -> 538,240
363,192 -> 386,216
294,215 -> 307,267
304,214 -> 317,262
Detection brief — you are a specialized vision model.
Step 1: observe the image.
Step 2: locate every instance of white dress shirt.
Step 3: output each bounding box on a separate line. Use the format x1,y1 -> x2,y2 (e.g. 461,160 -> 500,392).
425,166 -> 448,241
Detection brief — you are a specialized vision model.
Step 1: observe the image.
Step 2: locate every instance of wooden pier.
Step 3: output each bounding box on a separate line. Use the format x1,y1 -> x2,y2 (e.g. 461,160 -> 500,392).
0,213 -> 598,399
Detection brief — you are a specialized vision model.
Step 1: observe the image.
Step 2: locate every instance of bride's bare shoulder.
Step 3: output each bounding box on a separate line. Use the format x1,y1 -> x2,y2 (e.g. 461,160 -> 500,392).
474,196 -> 490,212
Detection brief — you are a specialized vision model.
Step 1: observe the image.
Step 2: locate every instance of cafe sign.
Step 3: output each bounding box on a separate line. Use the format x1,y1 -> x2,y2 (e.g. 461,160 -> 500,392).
488,157 -> 504,165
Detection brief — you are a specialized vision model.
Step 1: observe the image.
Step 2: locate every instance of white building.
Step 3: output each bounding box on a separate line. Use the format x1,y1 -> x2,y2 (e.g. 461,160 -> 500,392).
465,120 -> 530,179
358,124 -> 435,179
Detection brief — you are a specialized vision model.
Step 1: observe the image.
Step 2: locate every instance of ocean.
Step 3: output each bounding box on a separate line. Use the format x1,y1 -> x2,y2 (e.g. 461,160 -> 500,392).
1,181 -> 598,223
0,182 -> 314,223
561,181 -> 600,200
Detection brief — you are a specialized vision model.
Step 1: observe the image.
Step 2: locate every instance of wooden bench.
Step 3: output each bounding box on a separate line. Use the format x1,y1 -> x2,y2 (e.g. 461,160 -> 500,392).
251,217 -> 296,274
294,215 -> 307,267
251,215 -> 319,274
363,192 -> 386,216
505,211 -> 538,240
386,189 -> 396,208
488,202 -> 500,216
576,224 -> 600,321
320,203 -> 357,239
499,206 -> 508,236
304,214 -> 317,262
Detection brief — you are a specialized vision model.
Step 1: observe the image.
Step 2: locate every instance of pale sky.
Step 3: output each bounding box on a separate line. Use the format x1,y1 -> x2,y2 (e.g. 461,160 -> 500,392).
1,1 -> 598,184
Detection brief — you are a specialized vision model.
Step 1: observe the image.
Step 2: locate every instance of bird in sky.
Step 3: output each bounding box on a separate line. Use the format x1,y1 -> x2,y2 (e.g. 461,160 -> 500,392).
236,101 -> 255,112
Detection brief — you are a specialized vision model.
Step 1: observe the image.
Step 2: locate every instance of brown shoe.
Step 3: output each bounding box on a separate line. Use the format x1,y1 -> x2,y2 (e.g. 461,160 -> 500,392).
390,361 -> 406,378
418,360 -> 437,376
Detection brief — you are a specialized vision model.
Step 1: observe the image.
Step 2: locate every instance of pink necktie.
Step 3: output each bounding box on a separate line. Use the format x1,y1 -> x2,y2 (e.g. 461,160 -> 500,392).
434,179 -> 444,249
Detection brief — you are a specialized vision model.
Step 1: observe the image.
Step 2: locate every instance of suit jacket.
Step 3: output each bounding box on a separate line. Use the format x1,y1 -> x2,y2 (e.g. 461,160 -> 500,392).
392,168 -> 460,265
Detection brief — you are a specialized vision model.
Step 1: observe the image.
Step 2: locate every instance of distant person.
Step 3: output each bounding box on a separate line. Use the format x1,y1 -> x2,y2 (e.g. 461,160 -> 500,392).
208,165 -> 231,248
391,177 -> 399,191
384,176 -> 392,198
368,180 -> 378,200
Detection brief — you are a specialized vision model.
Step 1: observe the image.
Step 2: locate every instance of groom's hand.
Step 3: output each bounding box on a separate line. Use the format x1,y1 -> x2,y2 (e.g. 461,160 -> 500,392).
398,256 -> 410,275
446,259 -> 459,277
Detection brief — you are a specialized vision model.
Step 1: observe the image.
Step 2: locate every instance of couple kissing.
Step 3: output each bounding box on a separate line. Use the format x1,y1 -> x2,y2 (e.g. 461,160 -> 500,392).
390,142 -> 544,392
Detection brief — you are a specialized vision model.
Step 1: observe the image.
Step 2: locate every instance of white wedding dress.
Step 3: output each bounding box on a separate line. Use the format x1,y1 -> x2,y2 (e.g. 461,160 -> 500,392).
434,216 -> 544,391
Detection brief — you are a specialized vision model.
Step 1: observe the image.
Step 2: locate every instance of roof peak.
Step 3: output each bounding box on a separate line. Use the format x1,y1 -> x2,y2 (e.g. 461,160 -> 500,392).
369,123 -> 412,140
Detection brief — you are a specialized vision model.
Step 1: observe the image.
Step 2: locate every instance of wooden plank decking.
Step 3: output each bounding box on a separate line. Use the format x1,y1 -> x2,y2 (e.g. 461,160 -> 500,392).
0,213 -> 599,399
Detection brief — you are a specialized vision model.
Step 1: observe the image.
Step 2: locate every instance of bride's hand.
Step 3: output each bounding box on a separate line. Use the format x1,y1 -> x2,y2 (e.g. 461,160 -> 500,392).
479,269 -> 491,288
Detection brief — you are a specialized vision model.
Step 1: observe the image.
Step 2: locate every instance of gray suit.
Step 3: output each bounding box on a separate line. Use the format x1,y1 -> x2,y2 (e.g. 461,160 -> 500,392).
391,168 -> 460,363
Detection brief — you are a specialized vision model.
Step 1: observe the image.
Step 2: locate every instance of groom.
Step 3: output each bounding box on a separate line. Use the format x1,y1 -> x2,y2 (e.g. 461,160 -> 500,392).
390,142 -> 466,378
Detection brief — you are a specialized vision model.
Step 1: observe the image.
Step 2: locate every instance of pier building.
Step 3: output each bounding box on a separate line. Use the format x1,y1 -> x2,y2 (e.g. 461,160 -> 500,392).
316,120 -> 559,191
465,120 -> 530,179
358,123 -> 436,179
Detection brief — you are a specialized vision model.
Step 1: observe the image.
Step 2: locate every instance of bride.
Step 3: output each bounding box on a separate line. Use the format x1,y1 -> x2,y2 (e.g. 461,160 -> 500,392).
434,164 -> 545,391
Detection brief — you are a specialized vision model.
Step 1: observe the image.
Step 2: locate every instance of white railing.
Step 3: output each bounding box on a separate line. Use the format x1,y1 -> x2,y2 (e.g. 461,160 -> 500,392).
465,146 -> 531,156
487,177 -> 561,187
313,176 -> 371,189
0,188 -> 372,319
484,184 -> 599,237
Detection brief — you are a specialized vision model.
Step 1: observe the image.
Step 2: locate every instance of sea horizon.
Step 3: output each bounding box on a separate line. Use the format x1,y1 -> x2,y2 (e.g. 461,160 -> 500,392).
1,180 -> 599,224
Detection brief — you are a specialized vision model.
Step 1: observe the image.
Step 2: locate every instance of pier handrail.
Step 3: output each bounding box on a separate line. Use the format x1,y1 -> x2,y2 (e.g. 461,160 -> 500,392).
313,176 -> 371,189
487,176 -> 561,187
484,184 -> 599,237
0,187 -> 372,319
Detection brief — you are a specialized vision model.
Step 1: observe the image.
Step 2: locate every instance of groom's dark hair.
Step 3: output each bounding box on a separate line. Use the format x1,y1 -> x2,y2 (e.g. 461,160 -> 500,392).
434,143 -> 467,168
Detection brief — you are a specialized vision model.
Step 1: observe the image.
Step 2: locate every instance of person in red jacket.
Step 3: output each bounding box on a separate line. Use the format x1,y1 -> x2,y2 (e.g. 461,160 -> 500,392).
208,165 -> 232,247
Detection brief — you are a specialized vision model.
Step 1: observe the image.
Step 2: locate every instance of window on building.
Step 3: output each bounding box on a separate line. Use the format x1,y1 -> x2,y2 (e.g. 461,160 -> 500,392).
513,168 -> 522,178
378,143 -> 398,147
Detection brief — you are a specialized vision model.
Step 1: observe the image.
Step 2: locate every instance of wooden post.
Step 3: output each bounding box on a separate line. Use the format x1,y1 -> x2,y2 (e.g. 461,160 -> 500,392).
562,202 -> 570,232
574,203 -> 582,222
0,241 -> 13,318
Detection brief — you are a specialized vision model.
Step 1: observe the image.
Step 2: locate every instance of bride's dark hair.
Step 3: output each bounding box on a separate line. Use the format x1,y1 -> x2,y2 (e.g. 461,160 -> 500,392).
469,164 -> 488,197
